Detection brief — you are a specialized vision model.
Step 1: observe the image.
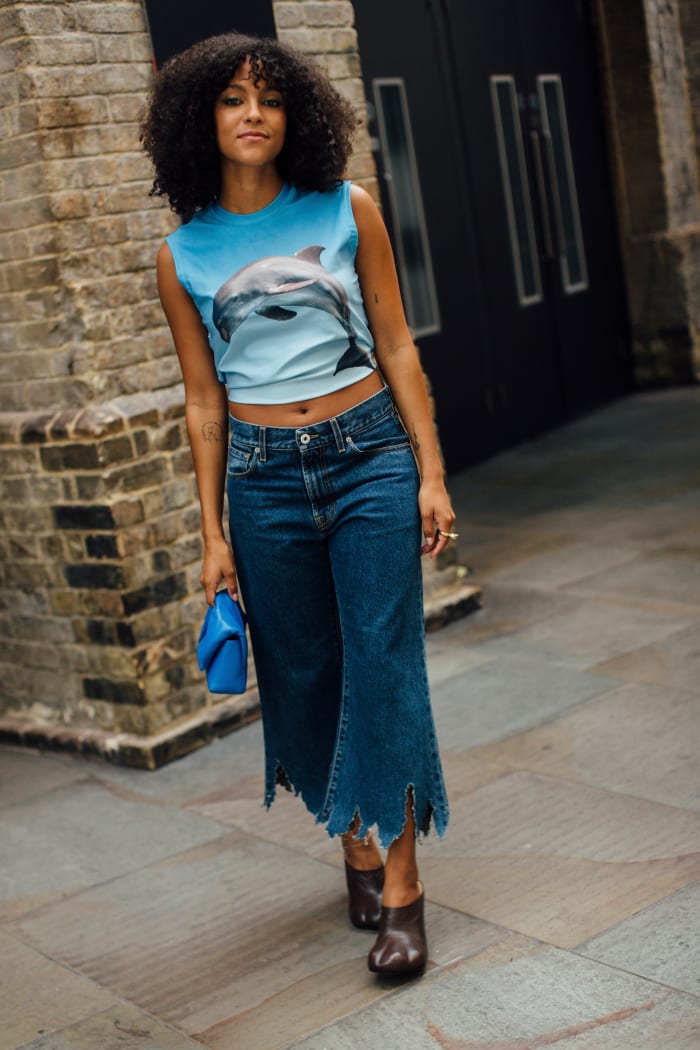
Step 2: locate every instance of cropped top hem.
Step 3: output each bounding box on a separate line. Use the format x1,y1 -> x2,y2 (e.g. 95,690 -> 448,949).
224,369 -> 376,405
166,181 -> 376,403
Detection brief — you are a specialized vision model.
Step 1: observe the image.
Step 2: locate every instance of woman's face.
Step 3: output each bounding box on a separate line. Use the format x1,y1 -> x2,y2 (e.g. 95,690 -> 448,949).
214,58 -> 287,172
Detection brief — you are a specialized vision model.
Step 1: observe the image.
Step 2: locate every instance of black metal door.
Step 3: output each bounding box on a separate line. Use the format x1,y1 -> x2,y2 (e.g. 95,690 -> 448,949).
354,0 -> 631,470
358,0 -> 499,468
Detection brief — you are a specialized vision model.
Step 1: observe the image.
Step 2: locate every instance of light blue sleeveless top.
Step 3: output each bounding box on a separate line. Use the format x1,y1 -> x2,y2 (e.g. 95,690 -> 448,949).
166,181 -> 376,403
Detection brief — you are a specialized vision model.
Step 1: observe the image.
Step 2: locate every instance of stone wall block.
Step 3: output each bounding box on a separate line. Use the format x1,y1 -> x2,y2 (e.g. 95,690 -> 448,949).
76,4 -> 145,34
303,2 -> 355,27
15,5 -> 67,37
0,5 -> 22,41
108,93 -> 149,123
29,36 -> 98,66
37,95 -> 111,129
0,195 -> 51,233
275,3 -> 305,29
170,535 -> 203,572
9,615 -> 74,644
83,676 -> 146,705
97,34 -> 136,64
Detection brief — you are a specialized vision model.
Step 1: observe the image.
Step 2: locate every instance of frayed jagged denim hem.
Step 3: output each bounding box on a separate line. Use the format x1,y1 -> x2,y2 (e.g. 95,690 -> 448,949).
262,767 -> 449,848
321,784 -> 450,848
227,387 -> 450,849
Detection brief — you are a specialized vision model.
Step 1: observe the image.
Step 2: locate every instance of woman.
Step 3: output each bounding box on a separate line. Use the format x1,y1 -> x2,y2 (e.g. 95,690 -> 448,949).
141,32 -> 454,976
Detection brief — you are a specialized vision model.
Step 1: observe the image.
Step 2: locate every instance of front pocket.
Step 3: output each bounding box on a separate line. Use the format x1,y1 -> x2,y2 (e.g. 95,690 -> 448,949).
345,412 -> 412,456
226,445 -> 254,478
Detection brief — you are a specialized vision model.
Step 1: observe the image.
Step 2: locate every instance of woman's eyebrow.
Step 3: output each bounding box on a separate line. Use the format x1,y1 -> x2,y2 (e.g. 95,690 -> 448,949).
223,79 -> 278,92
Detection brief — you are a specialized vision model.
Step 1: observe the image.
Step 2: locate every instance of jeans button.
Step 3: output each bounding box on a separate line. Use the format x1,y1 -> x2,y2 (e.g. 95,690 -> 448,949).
299,433 -> 311,445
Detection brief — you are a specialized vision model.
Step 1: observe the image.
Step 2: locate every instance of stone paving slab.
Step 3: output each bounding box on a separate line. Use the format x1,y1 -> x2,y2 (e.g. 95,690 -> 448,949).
75,721 -> 266,806
578,880 -> 700,999
467,681 -> 700,812
428,652 -> 617,751
425,584 -> 582,650
454,530 -> 576,579
593,621 -> 700,693
185,772 -> 335,861
0,780 -> 227,920
480,540 -> 643,590
426,643 -> 497,688
15,1004 -> 202,1050
470,600 -> 693,671
414,771 -> 700,947
0,748 -> 90,809
288,939 -> 700,1050
569,550 -> 700,610
507,501 -> 700,551
0,931 -> 117,1050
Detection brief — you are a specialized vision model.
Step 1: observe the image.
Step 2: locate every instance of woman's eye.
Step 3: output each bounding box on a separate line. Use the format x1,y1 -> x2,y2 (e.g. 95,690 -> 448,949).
222,96 -> 243,106
263,97 -> 284,108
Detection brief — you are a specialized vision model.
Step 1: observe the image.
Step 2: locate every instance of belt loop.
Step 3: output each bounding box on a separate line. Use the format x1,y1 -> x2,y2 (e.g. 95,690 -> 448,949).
330,416 -> 345,453
258,426 -> 267,461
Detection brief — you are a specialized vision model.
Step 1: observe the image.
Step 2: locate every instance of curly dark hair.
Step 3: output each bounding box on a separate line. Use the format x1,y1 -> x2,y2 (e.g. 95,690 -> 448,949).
140,32 -> 358,220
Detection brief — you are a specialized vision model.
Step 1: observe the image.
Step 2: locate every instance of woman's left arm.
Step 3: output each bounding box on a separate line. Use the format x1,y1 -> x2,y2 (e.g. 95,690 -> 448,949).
351,184 -> 456,558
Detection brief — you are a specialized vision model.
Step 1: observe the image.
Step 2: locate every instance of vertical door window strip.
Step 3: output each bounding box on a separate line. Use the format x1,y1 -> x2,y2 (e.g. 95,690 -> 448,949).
537,75 -> 588,293
490,76 -> 543,307
372,78 -> 441,338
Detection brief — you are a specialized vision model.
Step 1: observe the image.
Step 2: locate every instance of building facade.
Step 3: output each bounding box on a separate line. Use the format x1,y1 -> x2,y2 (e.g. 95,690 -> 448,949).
1,0 -> 698,763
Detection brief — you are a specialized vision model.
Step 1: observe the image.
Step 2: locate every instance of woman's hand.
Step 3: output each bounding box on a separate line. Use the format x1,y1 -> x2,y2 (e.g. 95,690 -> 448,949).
419,478 -> 457,559
200,536 -> 238,605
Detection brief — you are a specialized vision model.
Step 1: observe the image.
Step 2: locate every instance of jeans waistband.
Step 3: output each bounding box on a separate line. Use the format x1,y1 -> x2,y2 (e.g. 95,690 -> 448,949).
228,385 -> 396,454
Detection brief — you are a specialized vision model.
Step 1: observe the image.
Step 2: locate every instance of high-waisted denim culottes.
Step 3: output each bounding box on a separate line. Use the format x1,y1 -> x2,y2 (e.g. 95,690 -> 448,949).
226,386 -> 449,846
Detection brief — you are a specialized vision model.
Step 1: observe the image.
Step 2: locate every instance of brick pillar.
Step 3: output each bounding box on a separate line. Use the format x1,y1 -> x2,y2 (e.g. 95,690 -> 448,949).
593,0 -> 700,382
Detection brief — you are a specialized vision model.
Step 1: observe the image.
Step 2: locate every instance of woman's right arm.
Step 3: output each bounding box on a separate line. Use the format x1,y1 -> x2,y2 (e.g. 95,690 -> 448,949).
156,243 -> 238,605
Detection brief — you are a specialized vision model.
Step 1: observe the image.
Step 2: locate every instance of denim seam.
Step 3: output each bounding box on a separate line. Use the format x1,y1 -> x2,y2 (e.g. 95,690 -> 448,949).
318,562 -> 350,823
329,415 -> 346,452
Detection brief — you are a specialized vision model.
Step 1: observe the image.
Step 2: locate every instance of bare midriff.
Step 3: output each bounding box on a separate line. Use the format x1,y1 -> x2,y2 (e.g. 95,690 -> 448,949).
228,371 -> 384,427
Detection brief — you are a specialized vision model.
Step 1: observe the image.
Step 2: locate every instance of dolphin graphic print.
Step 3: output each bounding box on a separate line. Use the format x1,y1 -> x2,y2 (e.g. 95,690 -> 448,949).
212,246 -> 375,374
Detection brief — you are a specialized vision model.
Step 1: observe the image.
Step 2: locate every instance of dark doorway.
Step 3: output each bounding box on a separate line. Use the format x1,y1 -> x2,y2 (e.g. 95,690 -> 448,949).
355,0 -> 631,471
142,0 -> 276,68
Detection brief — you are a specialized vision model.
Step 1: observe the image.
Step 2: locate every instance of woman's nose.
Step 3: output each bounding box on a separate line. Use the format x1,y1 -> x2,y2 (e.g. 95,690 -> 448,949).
245,99 -> 263,121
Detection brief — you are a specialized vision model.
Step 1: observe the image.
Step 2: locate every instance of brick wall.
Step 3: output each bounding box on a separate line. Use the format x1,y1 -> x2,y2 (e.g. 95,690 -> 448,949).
273,0 -> 378,198
0,0 -> 379,764
1,1 -> 178,413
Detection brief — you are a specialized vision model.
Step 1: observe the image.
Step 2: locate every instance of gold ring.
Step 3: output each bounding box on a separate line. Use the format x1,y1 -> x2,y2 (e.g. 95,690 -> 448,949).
438,529 -> 459,540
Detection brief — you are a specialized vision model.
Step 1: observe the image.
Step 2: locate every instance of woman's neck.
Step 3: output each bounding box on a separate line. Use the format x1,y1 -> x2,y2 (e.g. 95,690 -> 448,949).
217,166 -> 284,214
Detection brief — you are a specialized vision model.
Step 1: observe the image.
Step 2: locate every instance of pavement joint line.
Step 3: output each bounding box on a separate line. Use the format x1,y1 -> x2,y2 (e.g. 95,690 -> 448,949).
564,948 -> 700,1005
0,827 -> 237,932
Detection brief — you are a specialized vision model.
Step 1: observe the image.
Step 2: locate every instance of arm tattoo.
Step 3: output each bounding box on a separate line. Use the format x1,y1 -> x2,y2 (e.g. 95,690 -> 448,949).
201,421 -> 224,442
374,292 -> 379,303
412,426 -> 421,451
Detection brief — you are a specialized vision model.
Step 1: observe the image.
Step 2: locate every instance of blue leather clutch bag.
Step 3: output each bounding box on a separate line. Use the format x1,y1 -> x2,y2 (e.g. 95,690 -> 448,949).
197,591 -> 248,694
